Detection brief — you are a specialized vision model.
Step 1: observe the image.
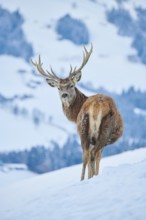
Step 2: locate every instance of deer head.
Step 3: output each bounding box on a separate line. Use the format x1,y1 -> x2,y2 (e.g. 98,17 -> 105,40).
31,44 -> 93,106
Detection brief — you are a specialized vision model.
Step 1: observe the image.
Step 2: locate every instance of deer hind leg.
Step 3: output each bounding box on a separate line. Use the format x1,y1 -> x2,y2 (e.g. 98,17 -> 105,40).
78,113 -> 89,181
88,107 -> 102,178
95,149 -> 103,175
81,150 -> 88,181
88,144 -> 96,179
88,158 -> 95,179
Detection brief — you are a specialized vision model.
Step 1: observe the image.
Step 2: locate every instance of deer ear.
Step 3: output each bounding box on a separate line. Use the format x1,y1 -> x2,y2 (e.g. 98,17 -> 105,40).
72,71 -> 82,83
46,79 -> 58,88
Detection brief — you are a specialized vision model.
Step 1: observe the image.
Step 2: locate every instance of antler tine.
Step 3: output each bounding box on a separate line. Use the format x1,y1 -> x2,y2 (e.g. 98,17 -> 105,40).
69,65 -> 73,76
79,43 -> 93,70
46,70 -> 57,79
31,55 -> 59,81
50,66 -> 60,80
70,44 -> 93,77
73,66 -> 77,72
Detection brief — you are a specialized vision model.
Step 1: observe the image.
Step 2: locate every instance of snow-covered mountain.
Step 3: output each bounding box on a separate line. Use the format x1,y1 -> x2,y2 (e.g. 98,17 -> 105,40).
0,148 -> 146,220
0,0 -> 146,157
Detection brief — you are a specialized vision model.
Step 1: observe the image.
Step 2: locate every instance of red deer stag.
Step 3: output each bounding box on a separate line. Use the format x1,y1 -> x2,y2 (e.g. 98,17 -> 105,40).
31,45 -> 123,180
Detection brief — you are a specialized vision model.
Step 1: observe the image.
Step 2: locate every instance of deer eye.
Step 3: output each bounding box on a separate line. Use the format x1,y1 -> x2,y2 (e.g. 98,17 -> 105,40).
58,88 -> 60,90
70,85 -> 74,88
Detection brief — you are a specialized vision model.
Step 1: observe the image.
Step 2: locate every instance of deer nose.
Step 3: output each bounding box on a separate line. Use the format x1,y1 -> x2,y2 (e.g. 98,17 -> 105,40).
62,93 -> 68,98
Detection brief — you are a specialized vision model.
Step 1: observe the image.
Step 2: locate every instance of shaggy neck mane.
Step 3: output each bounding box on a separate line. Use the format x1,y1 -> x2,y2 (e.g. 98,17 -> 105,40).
62,87 -> 88,122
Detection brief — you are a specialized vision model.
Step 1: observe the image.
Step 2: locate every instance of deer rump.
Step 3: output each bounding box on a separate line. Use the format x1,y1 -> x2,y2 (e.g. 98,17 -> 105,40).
76,94 -> 123,180
77,94 -> 123,153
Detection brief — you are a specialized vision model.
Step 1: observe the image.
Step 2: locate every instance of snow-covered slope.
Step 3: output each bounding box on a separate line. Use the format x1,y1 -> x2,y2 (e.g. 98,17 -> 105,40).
0,148 -> 146,220
0,0 -> 146,152
0,167 -> 37,188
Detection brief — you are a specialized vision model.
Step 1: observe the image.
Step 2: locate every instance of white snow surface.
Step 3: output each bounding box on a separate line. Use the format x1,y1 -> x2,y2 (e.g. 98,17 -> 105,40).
0,148 -> 146,220
0,168 -> 37,188
0,0 -> 146,151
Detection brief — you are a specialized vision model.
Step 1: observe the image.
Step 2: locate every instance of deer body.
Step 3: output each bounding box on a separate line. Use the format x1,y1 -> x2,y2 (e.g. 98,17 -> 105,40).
32,45 -> 123,180
77,94 -> 123,179
61,87 -> 123,180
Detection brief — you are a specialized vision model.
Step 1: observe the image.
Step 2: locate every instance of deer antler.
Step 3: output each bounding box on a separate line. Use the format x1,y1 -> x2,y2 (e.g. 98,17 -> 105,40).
69,44 -> 93,79
31,55 -> 60,81
31,44 -> 93,81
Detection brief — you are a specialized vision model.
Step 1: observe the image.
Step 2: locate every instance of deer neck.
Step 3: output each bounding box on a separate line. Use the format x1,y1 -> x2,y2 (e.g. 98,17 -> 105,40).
62,87 -> 88,123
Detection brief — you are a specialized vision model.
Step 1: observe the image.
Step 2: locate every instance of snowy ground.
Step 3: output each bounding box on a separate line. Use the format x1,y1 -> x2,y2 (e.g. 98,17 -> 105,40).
0,169 -> 37,188
0,148 -> 146,220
